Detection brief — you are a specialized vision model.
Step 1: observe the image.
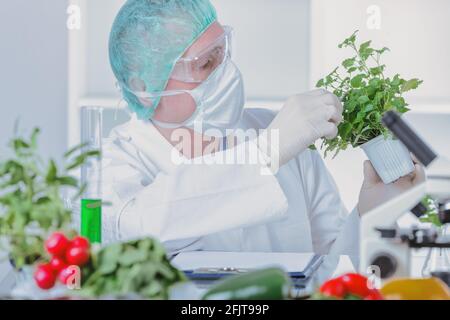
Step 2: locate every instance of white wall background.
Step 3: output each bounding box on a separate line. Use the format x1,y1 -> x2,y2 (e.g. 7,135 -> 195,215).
0,0 -> 68,157
310,0 -> 450,101
0,0 -> 68,288
211,0 -> 310,100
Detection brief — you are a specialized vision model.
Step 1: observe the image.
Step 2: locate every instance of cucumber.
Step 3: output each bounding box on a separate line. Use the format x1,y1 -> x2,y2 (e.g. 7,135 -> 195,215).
202,267 -> 291,300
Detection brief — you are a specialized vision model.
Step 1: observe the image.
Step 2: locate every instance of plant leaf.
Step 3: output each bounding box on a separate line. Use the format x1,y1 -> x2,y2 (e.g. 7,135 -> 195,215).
64,142 -> 89,158
56,176 -> 78,187
401,79 -> 423,93
45,160 -> 57,183
350,75 -> 365,88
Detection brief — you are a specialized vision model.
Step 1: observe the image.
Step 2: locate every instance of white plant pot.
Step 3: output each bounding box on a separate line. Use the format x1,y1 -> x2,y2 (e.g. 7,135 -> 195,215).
360,135 -> 415,184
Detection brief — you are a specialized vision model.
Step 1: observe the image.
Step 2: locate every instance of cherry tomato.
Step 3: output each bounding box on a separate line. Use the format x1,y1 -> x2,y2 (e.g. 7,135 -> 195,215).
34,263 -> 56,290
338,273 -> 371,298
49,256 -> 67,272
59,266 -> 77,285
364,289 -> 384,300
70,236 -> 90,250
65,246 -> 90,266
45,232 -> 70,257
319,278 -> 347,299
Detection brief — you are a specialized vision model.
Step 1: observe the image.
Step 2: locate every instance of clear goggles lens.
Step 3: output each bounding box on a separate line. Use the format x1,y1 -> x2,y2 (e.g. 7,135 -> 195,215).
170,26 -> 233,83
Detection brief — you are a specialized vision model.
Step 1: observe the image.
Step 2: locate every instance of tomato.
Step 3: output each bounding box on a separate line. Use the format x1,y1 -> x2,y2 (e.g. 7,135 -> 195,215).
34,263 -> 56,290
319,278 -> 347,299
59,266 -> 77,285
49,256 -> 67,272
70,236 -> 90,249
65,245 -> 90,266
364,290 -> 384,300
45,232 -> 70,257
338,273 -> 371,298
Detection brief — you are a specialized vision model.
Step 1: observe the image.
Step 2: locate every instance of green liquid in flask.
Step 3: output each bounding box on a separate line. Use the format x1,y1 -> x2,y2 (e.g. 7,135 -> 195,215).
81,199 -> 102,243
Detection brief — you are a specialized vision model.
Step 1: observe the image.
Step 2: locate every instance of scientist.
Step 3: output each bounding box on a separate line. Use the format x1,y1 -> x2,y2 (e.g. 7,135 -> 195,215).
102,0 -> 424,261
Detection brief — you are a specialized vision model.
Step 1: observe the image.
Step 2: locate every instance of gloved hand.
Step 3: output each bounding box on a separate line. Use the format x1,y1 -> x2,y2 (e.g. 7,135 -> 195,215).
261,89 -> 343,167
358,160 -> 426,215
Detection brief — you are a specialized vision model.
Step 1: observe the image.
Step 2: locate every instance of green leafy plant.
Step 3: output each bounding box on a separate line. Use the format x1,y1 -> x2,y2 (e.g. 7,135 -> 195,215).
77,238 -> 186,299
419,195 -> 442,227
0,127 -> 99,269
316,31 -> 423,157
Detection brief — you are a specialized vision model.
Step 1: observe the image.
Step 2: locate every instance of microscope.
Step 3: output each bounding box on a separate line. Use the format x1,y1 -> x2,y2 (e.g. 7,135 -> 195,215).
360,111 -> 450,283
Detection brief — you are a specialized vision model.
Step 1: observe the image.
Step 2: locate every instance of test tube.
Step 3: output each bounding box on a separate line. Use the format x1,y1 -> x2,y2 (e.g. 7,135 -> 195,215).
80,106 -> 103,243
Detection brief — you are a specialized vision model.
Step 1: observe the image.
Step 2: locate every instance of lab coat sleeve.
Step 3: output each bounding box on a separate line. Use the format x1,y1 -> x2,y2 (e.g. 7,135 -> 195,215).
300,150 -> 360,262
106,140 -> 289,251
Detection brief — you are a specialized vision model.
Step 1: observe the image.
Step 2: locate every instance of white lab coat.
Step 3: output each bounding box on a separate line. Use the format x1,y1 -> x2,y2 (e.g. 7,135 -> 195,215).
101,108 -> 360,262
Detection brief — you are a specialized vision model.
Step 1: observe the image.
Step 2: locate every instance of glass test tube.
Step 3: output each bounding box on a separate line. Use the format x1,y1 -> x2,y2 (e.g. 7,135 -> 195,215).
80,106 -> 103,243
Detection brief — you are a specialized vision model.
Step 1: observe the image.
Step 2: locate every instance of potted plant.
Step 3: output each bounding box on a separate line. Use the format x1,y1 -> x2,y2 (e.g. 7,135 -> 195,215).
316,31 -> 423,184
0,127 -> 98,279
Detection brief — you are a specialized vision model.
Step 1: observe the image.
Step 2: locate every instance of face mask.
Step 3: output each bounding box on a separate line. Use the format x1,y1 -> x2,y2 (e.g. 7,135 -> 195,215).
151,59 -> 245,137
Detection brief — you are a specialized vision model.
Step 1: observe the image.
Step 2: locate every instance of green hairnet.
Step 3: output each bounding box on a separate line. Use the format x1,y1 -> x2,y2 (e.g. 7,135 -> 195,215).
109,0 -> 217,119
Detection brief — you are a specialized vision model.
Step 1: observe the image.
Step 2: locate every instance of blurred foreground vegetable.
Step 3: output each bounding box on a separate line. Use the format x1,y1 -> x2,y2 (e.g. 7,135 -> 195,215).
34,232 -> 91,290
202,268 -> 290,300
76,238 -> 186,299
315,273 -> 383,300
381,278 -> 450,300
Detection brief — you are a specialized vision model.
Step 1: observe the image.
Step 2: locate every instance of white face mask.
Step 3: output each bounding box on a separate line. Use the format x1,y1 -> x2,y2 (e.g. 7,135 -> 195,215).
151,59 -> 245,137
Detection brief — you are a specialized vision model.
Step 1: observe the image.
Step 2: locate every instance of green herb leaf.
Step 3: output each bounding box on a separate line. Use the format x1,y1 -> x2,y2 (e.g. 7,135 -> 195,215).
45,160 -> 57,183
64,142 -> 89,158
350,74 -> 365,88
342,58 -> 355,69
357,95 -> 370,104
401,78 -> 423,93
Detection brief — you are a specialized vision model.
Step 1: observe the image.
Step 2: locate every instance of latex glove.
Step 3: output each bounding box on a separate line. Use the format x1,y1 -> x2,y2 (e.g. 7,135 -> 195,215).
262,89 -> 343,167
357,160 -> 426,215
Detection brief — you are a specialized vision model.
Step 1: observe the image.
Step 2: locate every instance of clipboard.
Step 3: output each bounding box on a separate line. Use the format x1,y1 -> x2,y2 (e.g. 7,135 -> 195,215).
172,251 -> 324,281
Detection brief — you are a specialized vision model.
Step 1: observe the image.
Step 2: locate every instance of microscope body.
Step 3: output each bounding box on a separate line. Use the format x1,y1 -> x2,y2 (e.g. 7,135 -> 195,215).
360,111 -> 450,282
359,157 -> 450,282
359,183 -> 426,280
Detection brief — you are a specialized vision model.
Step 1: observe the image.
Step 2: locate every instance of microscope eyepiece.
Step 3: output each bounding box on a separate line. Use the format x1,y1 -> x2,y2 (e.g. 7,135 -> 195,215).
411,202 -> 428,218
439,203 -> 450,224
382,111 -> 437,167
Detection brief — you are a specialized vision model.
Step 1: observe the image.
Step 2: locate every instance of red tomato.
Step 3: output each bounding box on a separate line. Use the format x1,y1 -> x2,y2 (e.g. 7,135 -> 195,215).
59,266 -> 77,285
70,236 -> 90,249
364,290 -> 384,300
319,278 -> 347,299
34,263 -> 56,290
45,232 -> 70,257
49,256 -> 67,272
65,246 -> 90,266
338,273 -> 371,298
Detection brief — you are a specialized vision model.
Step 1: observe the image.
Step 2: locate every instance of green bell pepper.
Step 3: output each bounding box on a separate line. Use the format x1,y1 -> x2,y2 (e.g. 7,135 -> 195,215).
202,268 -> 291,300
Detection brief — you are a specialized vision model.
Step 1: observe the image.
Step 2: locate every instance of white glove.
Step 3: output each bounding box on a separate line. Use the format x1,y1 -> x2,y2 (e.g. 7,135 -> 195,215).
261,89 -> 343,167
358,160 -> 426,215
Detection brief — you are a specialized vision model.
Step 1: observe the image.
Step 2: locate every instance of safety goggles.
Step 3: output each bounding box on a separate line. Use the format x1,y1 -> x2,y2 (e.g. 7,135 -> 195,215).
170,26 -> 233,83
